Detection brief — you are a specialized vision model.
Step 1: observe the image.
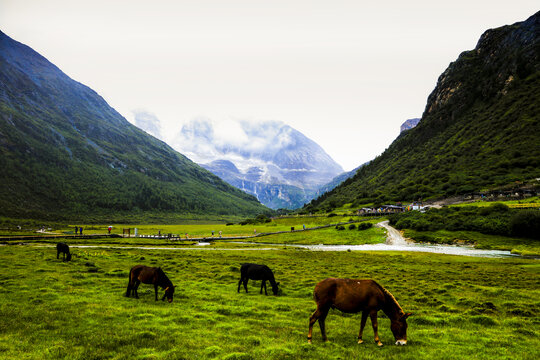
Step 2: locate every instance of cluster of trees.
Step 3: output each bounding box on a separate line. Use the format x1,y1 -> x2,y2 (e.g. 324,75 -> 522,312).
388,203 -> 540,240
335,222 -> 373,231
238,214 -> 273,225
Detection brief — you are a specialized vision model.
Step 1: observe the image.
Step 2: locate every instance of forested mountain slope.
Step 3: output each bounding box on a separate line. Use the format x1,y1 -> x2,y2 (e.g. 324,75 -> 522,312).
0,31 -> 270,221
304,12 -> 539,212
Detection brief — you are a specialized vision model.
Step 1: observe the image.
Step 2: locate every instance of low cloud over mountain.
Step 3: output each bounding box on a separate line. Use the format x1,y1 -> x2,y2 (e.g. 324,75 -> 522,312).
164,117 -> 344,209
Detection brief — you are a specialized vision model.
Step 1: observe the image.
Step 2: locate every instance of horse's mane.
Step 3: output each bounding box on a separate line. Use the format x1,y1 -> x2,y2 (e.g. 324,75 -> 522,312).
373,281 -> 404,315
156,267 -> 166,277
157,267 -> 172,286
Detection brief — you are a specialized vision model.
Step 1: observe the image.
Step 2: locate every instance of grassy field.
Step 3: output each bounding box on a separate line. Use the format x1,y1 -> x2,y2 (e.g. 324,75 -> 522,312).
0,215 -> 378,239
0,239 -> 539,359
85,215 -> 371,238
247,225 -> 385,245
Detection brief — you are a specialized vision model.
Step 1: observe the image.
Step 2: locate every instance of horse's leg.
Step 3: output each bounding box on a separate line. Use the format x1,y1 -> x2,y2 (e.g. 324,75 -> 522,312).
154,284 -> 159,301
318,307 -> 330,342
243,278 -> 248,293
370,310 -> 383,346
134,280 -> 140,299
358,310 -> 369,344
237,277 -> 243,293
308,307 -> 321,343
57,250 -> 59,259
126,276 -> 132,297
308,305 -> 330,343
126,282 -> 131,297
261,280 -> 268,295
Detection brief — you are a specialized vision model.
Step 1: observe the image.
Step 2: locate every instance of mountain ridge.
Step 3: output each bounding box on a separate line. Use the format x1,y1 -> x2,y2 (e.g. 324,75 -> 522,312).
303,12 -> 540,212
0,30 -> 270,221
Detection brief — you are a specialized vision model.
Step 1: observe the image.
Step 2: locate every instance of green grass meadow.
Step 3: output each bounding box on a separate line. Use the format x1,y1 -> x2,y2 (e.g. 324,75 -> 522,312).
1,240 -> 539,359
69,215 -> 366,238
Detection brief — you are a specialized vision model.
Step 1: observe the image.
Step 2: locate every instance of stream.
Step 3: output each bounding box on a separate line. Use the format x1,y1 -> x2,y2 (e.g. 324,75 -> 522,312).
26,242 -> 517,258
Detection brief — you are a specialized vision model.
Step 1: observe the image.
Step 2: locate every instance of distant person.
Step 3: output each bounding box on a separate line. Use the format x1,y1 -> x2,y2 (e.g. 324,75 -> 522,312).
79,227 -> 83,235
303,224 -> 306,230
219,230 -> 222,238
74,226 -> 78,235
108,226 -> 112,234
212,230 -> 215,237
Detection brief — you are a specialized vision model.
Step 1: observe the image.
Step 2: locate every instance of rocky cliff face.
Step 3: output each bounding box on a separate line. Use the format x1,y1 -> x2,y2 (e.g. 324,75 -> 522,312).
424,12 -> 538,127
169,118 -> 343,209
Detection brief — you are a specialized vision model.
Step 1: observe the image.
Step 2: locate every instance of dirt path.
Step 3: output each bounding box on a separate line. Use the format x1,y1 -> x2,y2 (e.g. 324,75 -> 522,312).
375,221 -> 410,245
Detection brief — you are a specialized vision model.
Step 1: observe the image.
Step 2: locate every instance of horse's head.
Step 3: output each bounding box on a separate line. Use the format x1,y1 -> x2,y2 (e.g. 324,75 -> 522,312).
66,253 -> 72,261
163,286 -> 175,303
271,282 -> 280,296
391,312 -> 412,345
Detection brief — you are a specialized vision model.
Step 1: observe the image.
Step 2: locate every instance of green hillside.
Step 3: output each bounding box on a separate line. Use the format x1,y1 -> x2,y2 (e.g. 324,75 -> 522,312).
304,12 -> 540,212
0,31 -> 270,222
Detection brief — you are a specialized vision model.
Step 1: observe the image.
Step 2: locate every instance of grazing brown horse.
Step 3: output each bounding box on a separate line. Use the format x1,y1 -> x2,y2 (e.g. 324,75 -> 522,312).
238,263 -> 280,296
308,278 -> 411,346
56,242 -> 72,261
126,265 -> 175,303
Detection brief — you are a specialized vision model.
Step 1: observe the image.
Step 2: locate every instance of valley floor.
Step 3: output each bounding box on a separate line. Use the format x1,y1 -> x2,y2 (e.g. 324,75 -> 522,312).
0,226 -> 539,359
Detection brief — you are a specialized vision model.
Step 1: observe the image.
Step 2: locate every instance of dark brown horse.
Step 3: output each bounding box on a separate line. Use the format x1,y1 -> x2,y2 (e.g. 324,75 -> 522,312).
126,265 -> 175,302
238,263 -> 280,296
56,242 -> 72,262
308,278 -> 411,346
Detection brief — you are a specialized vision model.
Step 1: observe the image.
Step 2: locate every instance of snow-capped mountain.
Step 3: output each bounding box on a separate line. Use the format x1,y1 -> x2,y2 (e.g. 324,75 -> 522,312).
168,118 -> 344,209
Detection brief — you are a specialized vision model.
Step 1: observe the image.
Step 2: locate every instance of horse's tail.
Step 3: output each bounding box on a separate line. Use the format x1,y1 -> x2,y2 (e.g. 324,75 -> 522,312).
126,267 -> 135,296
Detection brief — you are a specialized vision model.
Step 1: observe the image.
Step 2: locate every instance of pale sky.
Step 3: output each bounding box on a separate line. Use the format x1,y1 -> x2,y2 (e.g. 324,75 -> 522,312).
1,1 -> 538,170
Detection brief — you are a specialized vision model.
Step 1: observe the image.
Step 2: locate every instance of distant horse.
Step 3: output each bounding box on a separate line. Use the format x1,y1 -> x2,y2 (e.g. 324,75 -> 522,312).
126,265 -> 175,302
308,278 -> 412,346
56,242 -> 72,262
238,263 -> 280,296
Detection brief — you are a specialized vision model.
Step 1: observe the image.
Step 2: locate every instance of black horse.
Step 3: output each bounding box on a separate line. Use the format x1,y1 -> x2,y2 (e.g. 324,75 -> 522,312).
56,242 -> 72,262
238,263 -> 280,296
126,265 -> 175,302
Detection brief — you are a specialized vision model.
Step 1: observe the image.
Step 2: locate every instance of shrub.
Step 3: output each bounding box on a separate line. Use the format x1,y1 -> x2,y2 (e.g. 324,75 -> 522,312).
335,225 -> 345,231
479,202 -> 509,215
348,224 -> 356,230
357,222 -> 373,230
509,210 -> 540,239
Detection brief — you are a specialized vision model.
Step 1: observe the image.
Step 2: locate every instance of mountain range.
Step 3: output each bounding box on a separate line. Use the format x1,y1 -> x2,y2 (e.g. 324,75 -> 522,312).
167,118 -> 344,209
0,30 -> 270,221
304,12 -> 540,212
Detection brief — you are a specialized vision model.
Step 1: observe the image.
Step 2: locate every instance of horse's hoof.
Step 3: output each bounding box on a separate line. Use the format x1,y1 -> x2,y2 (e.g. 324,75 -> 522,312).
358,339 -> 364,344
377,342 -> 383,347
